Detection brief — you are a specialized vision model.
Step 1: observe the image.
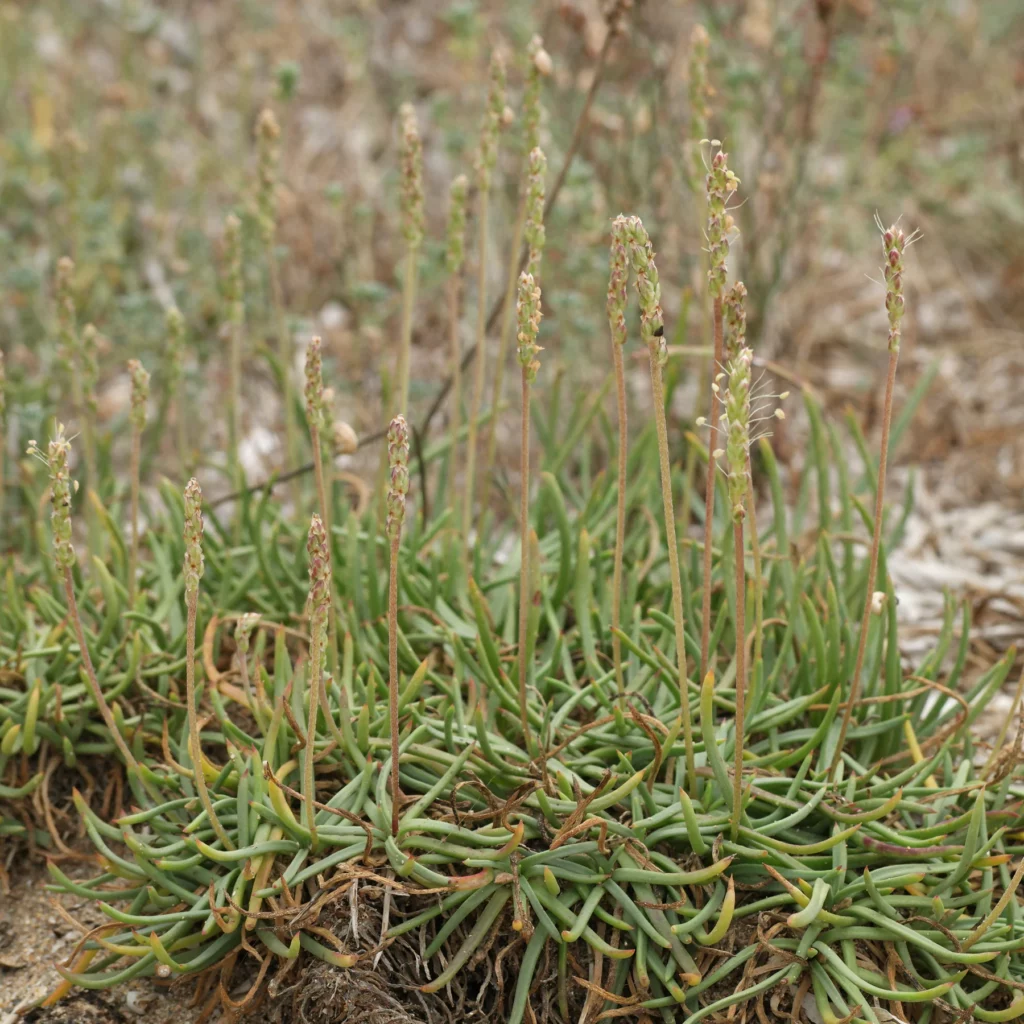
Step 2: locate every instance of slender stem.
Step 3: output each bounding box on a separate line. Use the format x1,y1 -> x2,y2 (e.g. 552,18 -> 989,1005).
388,534 -> 403,835
270,251 -> 299,506
309,424 -> 339,688
830,346 -> 899,778
448,277 -> 463,525
462,190 -> 490,549
397,247 -> 417,413
517,370 -> 533,750
129,427 -> 140,608
304,610 -> 322,848
611,342 -> 628,701
185,588 -> 233,848
745,454 -> 764,689
176,393 -> 189,477
699,296 -> 724,680
647,348 -> 696,794
63,569 -> 140,777
731,517 -> 746,840
481,194 -> 527,510
228,299 -> 241,486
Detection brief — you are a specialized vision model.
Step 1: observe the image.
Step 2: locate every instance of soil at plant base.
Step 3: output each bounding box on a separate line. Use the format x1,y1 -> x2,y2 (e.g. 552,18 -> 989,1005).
0,859 -> 201,1024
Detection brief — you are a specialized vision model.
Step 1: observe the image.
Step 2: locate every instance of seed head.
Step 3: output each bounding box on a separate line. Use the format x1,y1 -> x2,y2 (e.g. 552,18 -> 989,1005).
706,147 -> 740,298
445,174 -> 469,276
183,477 -> 204,597
722,348 -> 752,522
81,324 -> 100,416
523,35 -> 550,156
516,272 -> 543,384
622,216 -> 666,363
879,220 -> 909,353
224,214 -> 243,325
256,109 -> 280,247
304,336 -> 324,430
235,612 -> 261,655
127,359 -> 149,431
475,51 -> 507,188
56,257 -> 77,373
524,147 -> 546,278
28,428 -> 76,570
306,513 -> 332,625
723,281 -> 747,362
386,415 -> 410,541
607,217 -> 629,348
166,306 -> 185,394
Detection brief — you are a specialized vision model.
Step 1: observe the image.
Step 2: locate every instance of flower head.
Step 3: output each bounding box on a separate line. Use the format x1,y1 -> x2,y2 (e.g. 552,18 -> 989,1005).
524,147 -> 546,278
607,217 -> 629,348
523,35 -> 551,157
28,428 -> 76,570
224,214 -> 243,325
399,103 -> 425,249
166,306 -> 185,393
183,478 -> 204,597
722,348 -> 752,522
622,216 -> 666,363
386,415 -> 410,541
723,281 -> 747,362
235,612 -> 261,655
56,257 -> 77,373
332,420 -> 358,456
306,514 -> 331,623
81,324 -> 100,416
879,220 -> 910,353
445,174 -> 469,276
516,272 -> 543,384
256,109 -> 280,247
475,51 -> 507,188
688,26 -> 711,158
128,359 -> 150,432
706,146 -> 740,298
305,336 -> 324,430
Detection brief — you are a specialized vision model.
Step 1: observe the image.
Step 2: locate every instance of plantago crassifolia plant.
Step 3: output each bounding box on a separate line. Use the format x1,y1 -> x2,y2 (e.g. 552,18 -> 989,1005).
445,173 -> 469,527
397,102 -> 424,414
224,212 -> 244,482
700,146 -> 740,682
463,51 -> 506,546
127,358 -> 149,608
722,346 -> 751,837
623,215 -> 696,794
183,478 -> 232,847
483,36 -> 551,503
304,336 -> 340,685
516,270 -> 542,750
831,220 -> 914,778
386,414 -> 409,834
305,514 -> 331,846
607,218 -> 629,702
27,430 -> 142,782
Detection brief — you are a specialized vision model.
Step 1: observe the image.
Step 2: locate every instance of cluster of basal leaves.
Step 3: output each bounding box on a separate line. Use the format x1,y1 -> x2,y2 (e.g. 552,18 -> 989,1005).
3,377 -> 1024,1024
